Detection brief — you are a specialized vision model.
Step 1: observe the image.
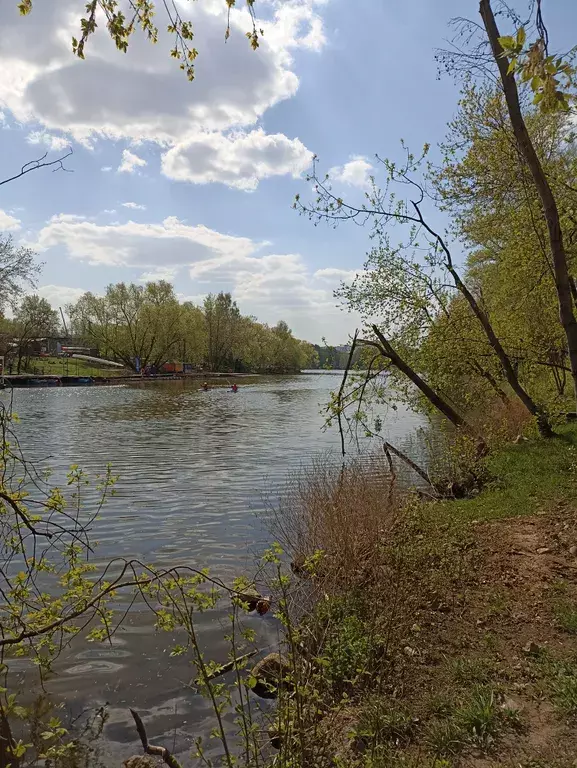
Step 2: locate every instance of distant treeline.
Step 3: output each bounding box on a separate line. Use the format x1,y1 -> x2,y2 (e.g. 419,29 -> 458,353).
67,283 -> 318,373
0,281 -> 318,374
310,343 -> 362,370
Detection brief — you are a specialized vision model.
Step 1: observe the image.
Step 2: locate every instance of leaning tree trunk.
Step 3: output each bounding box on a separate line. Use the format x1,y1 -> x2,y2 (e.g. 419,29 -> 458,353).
412,202 -> 554,437
480,0 -> 577,411
370,326 -> 474,432
448,262 -> 554,437
471,362 -> 510,406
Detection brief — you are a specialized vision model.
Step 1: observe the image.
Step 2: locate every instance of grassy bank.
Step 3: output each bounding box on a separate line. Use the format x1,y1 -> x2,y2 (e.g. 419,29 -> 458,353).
264,425 -> 577,767
22,356 -> 126,377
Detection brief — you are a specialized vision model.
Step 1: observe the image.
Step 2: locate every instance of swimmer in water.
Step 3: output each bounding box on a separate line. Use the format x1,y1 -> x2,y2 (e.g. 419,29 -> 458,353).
231,383 -> 238,393
202,381 -> 209,391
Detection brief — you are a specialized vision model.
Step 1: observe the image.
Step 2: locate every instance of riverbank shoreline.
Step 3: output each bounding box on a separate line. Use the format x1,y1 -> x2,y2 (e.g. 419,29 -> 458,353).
0,371 -> 264,388
0,369 -> 348,388
264,423 -> 577,766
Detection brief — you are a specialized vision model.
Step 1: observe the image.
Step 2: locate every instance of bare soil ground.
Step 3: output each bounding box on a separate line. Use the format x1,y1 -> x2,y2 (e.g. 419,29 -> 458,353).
377,504 -> 577,766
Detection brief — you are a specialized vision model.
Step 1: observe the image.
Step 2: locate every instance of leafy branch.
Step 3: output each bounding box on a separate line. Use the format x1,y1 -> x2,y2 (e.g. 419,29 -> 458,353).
18,0 -> 262,82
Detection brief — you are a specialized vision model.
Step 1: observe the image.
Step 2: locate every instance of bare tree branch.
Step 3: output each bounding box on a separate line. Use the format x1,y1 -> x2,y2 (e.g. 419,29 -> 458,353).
130,709 -> 183,768
0,150 -> 73,187
335,330 -> 359,458
382,440 -> 435,492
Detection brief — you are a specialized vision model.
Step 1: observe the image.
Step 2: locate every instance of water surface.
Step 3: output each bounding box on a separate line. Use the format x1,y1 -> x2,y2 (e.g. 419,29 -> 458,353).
2,374 -> 423,762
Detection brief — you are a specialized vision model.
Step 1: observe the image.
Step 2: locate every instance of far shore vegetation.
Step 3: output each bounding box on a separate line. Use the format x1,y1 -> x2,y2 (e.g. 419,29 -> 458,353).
2,1 -> 577,767
0,281 -> 318,376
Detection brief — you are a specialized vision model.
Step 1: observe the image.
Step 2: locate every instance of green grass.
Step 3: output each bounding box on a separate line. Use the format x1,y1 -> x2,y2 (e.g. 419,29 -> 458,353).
554,601 -> 577,634
424,686 -> 521,757
450,656 -> 498,686
447,424 -> 577,523
22,356 -> 125,378
539,656 -> 577,717
355,698 -> 416,749
272,427 -> 577,766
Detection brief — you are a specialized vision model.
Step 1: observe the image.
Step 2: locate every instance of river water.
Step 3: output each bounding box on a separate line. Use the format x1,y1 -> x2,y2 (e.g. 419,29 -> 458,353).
1,373 -> 423,763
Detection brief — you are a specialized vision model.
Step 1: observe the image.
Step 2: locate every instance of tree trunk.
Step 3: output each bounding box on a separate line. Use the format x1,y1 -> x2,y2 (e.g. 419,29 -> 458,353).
370,325 -> 480,436
480,0 -> 577,411
471,361 -> 510,405
412,201 -> 554,437
449,263 -> 554,437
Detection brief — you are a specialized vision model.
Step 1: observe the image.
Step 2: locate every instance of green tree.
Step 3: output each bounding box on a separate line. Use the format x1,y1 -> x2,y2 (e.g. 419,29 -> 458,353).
479,0 -> 577,409
0,235 -> 41,313
70,281 -> 184,371
297,146 -> 550,436
431,82 -> 577,404
203,292 -> 242,371
13,295 -> 59,373
492,1 -> 576,114
180,301 -> 208,369
270,321 -> 302,373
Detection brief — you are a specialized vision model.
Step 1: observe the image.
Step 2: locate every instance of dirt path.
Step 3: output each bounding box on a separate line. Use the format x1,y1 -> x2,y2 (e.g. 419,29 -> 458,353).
443,508 -> 577,766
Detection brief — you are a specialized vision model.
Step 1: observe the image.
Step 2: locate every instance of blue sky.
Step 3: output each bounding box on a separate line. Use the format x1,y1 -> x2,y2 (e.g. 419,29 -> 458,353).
1,0 -> 576,343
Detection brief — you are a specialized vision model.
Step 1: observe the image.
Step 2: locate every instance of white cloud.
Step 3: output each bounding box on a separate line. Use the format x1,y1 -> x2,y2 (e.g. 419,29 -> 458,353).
162,129 -> 312,190
101,166 -> 112,172
34,215 -> 259,267
102,208 -> 116,214
313,267 -> 360,283
177,292 -> 207,307
30,213 -> 360,342
117,149 -> 147,174
138,266 -> 179,283
0,209 -> 21,231
0,0 -> 326,189
36,284 -> 87,309
49,213 -> 86,223
216,252 -> 361,341
26,129 -> 70,152
121,201 -> 147,210
0,1 -> 321,144
263,0 -> 328,53
329,155 -> 373,189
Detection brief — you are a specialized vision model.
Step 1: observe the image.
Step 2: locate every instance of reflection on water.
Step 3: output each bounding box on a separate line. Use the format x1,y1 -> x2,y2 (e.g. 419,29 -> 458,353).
1,374 -> 424,763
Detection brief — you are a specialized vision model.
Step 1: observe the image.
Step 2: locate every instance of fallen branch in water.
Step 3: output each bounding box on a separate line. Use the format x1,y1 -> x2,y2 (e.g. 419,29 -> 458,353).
382,440 -> 436,492
129,709 -> 183,768
382,441 -> 397,508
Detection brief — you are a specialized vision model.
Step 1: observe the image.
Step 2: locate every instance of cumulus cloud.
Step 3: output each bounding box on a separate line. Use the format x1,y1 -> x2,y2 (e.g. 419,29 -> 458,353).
101,166 -> 112,172
263,0 -> 328,53
313,267 -> 360,283
329,155 -> 373,189
118,149 -> 147,174
34,214 -> 259,267
36,284 -> 87,308
162,129 -> 312,190
121,201 -> 146,210
0,209 -> 21,231
29,212 -> 360,341
0,1 -> 323,143
0,0 -> 327,189
26,130 -> 70,152
138,266 -> 179,283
